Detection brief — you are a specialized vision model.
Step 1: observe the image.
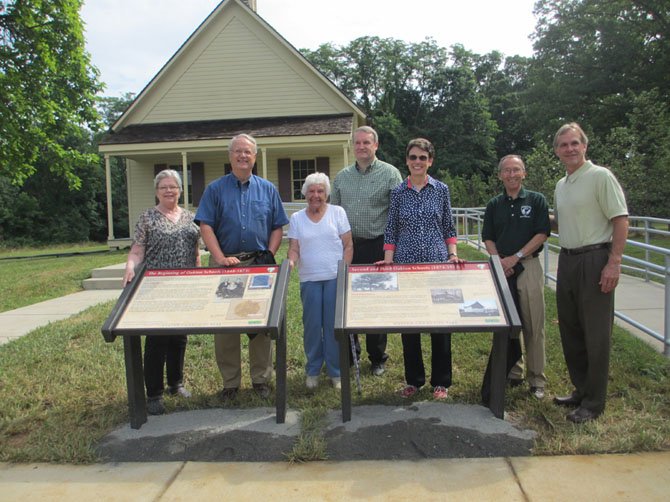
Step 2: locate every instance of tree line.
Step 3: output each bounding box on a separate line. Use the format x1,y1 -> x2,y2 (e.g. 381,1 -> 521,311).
0,0 -> 668,246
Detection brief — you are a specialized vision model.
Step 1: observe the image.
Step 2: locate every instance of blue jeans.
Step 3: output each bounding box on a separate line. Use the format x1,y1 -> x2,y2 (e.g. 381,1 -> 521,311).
300,279 -> 340,378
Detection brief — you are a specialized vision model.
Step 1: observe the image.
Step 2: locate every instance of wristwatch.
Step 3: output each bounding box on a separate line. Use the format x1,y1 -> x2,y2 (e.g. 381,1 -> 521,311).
515,250 -> 524,259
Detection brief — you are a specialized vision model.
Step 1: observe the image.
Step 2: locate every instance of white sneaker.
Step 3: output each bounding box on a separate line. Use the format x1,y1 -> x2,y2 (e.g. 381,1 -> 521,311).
331,377 -> 341,389
306,375 -> 319,389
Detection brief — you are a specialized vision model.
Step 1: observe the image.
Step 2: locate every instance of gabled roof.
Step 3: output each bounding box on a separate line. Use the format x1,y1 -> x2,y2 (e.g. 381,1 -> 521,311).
111,0 -> 364,133
100,113 -> 353,145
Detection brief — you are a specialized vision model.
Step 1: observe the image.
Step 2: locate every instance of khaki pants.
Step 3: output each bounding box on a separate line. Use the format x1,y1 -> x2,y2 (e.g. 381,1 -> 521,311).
215,333 -> 273,389
213,252 -> 276,390
508,256 -> 547,388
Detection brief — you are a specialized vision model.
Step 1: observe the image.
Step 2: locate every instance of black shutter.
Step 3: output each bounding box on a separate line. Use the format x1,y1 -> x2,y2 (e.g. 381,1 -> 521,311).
278,158 -> 292,202
316,157 -> 330,177
191,162 -> 204,206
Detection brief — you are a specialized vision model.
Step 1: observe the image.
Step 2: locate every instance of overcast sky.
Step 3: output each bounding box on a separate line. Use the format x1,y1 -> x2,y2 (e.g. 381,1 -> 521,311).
81,0 -> 539,97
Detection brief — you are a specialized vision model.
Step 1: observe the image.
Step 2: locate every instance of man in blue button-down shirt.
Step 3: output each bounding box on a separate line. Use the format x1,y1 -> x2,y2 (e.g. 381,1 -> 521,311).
196,133 -> 288,402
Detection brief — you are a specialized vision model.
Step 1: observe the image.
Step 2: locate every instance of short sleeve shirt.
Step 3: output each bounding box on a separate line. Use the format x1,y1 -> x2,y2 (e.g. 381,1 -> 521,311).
287,204 -> 351,282
330,158 -> 402,239
482,188 -> 551,256
554,161 -> 628,249
133,207 -> 200,269
195,174 -> 289,254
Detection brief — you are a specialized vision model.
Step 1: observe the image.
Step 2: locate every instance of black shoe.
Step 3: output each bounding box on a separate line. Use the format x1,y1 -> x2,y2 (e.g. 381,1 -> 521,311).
219,387 -> 239,403
566,407 -> 601,424
371,362 -> 385,377
147,397 -> 165,415
553,393 -> 581,407
507,378 -> 524,388
252,383 -> 271,399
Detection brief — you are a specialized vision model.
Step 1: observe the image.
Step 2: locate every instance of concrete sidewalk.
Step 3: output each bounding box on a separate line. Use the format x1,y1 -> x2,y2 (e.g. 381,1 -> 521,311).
1,452 -> 669,501
0,290 -> 121,345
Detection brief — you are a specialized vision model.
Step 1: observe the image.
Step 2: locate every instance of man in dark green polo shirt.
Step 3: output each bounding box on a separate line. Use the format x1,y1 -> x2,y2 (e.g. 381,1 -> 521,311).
331,126 -> 403,376
482,155 -> 551,399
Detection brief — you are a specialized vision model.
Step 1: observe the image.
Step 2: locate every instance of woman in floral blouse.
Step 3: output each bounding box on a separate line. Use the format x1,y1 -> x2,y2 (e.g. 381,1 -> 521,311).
122,169 -> 201,415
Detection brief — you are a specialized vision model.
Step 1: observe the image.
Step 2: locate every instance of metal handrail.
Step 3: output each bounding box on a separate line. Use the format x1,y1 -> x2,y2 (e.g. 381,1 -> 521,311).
452,208 -> 670,357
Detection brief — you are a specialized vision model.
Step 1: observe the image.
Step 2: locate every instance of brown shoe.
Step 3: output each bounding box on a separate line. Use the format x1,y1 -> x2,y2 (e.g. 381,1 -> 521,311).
252,383 -> 271,399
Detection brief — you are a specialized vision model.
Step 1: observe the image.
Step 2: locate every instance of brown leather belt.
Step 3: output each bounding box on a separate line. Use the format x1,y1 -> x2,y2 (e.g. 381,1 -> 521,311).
561,243 -> 610,256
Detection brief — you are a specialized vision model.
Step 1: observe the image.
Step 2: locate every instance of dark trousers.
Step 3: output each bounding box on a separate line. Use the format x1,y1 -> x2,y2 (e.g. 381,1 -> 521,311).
144,334 -> 188,399
401,333 -> 452,388
557,248 -> 613,413
481,268 -> 523,405
350,235 -> 388,365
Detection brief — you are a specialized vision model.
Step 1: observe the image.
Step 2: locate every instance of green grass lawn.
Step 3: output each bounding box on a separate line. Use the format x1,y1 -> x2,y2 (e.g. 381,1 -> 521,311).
0,243 -> 668,463
0,243 -> 128,312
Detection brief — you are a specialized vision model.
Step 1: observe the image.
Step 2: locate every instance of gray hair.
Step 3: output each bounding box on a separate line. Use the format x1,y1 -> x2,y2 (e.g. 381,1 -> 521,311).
229,133 -> 258,154
353,125 -> 378,144
301,172 -> 331,197
498,154 -> 526,172
154,169 -> 182,190
553,122 -> 588,148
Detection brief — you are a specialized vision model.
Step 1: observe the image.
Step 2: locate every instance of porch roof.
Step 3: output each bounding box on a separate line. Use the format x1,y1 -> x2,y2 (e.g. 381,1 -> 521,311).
99,113 -> 355,146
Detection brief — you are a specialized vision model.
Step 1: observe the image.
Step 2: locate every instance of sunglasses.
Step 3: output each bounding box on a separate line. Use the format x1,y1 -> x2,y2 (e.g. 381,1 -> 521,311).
408,154 -> 429,161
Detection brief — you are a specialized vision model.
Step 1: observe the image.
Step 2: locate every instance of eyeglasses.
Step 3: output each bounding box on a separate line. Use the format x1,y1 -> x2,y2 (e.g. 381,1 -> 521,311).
501,168 -> 524,175
408,154 -> 429,161
233,149 -> 255,156
158,186 -> 180,191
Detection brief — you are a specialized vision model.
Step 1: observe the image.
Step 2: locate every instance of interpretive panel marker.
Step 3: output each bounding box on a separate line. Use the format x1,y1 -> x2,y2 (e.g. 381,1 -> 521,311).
102,262 -> 290,429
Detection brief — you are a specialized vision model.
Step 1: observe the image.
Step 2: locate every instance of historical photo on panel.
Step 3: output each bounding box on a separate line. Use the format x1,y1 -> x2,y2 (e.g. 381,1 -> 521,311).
350,272 -> 398,292
431,288 -> 464,304
459,299 -> 500,317
215,275 -> 248,300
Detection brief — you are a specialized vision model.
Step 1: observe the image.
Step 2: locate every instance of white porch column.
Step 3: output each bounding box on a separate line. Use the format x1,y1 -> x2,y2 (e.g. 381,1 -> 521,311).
343,143 -> 349,168
260,147 -> 268,179
181,151 -> 190,208
105,154 -> 114,241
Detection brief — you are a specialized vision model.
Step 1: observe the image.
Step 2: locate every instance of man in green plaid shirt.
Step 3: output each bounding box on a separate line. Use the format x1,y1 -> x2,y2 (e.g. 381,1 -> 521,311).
331,126 -> 403,376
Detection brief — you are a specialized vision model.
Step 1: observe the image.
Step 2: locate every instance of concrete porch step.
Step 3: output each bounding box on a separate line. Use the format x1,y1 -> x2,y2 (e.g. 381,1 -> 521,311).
82,276 -> 124,290
83,263 -> 125,290
91,263 -> 126,278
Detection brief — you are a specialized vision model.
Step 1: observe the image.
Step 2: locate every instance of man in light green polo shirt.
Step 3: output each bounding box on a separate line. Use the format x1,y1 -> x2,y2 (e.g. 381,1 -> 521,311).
331,126 -> 402,376
552,122 -> 628,424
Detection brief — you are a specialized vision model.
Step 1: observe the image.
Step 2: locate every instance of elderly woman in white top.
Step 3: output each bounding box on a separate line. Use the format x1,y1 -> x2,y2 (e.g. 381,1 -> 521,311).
287,172 -> 353,389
